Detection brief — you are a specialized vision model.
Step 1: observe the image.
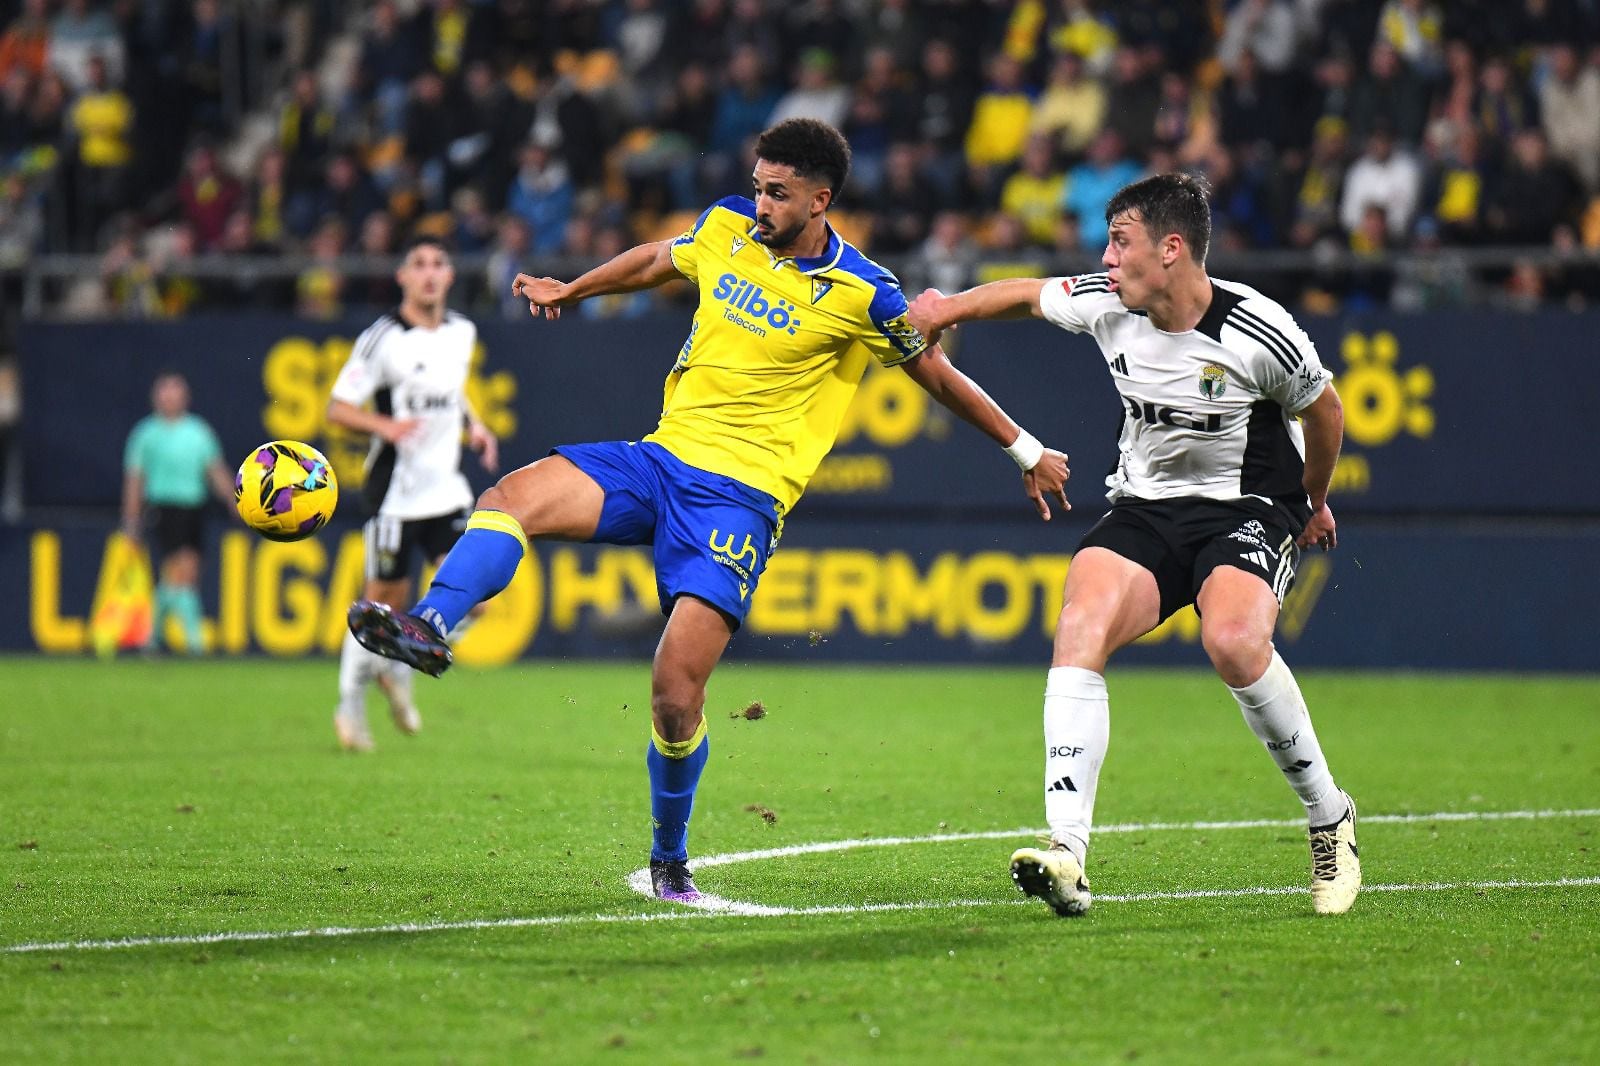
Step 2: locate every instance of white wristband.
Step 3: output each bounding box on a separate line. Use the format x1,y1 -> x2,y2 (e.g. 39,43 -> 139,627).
1004,429 -> 1045,471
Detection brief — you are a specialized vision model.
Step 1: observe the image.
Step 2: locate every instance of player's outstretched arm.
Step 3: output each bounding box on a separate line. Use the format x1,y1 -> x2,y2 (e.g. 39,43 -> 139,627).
512,240 -> 682,320
905,279 -> 1047,346
1295,383 -> 1344,551
901,344 -> 1070,521
328,398 -> 420,446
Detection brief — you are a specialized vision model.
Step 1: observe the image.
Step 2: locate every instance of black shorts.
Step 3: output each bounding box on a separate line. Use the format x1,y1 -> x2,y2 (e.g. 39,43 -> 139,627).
364,510 -> 470,582
151,505 -> 205,558
1078,497 -> 1300,623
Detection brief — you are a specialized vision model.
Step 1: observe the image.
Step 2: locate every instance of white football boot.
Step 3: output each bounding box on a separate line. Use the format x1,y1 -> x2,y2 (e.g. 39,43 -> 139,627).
334,709 -> 374,753
1010,842 -> 1092,917
1309,793 -> 1361,915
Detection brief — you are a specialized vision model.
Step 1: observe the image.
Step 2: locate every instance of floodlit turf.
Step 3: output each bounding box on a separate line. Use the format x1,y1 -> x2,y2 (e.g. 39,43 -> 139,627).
2,657 -> 1597,1064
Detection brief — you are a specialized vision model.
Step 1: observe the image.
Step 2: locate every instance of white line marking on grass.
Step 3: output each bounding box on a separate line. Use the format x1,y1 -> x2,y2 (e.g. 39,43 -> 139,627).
6,808 -> 1596,954
646,805 -> 1600,879
7,877 -> 1598,954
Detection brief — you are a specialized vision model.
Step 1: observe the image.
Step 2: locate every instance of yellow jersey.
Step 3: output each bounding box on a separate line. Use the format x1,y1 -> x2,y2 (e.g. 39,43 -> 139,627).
647,196 -> 929,511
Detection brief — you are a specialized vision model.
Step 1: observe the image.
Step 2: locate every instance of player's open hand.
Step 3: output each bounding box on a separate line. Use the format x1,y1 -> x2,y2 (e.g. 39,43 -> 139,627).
906,289 -> 951,346
468,421 -> 499,473
512,273 -> 568,319
1297,502 -> 1337,551
1023,448 -> 1071,521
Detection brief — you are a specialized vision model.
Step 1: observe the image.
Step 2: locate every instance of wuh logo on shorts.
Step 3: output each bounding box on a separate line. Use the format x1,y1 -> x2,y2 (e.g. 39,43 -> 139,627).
708,528 -> 758,580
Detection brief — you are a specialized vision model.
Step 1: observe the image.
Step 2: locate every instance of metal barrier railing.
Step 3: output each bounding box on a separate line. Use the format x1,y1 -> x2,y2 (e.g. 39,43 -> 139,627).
8,244 -> 1600,323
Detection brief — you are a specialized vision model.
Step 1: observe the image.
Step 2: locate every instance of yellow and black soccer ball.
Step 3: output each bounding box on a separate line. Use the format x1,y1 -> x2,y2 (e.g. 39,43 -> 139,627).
234,440 -> 338,542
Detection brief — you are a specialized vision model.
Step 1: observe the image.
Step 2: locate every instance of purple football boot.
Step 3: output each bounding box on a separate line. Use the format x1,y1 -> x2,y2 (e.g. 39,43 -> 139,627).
347,601 -> 453,677
649,860 -> 702,903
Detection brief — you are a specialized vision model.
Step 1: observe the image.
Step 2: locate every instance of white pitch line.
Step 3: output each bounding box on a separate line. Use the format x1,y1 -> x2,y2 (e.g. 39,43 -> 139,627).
659,806 -> 1600,876
7,807 -> 1598,955
8,877 -> 1598,955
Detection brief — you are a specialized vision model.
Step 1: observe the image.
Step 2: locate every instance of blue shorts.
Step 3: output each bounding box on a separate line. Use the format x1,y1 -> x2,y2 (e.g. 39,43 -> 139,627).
552,440 -> 783,627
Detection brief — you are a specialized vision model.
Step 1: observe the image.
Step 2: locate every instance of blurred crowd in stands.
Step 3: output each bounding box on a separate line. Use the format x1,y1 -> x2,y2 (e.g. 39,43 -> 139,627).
4,0 -> 1600,318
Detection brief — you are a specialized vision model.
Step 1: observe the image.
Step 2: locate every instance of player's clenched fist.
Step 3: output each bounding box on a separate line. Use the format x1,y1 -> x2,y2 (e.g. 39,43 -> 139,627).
512,273 -> 568,319
905,288 -> 950,345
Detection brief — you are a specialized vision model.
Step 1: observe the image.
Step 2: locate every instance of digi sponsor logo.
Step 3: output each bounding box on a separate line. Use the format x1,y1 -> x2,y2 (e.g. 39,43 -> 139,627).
1123,396 -> 1224,434
713,273 -> 801,336
404,392 -> 457,413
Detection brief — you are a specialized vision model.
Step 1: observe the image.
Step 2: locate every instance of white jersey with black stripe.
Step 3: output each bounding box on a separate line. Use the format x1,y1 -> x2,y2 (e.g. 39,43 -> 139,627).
329,309 -> 478,519
1038,273 -> 1331,527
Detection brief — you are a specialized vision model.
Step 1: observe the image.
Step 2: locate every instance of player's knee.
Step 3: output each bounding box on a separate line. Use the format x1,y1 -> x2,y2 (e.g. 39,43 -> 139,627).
476,482 -> 513,514
1202,621 -> 1271,685
650,685 -> 704,741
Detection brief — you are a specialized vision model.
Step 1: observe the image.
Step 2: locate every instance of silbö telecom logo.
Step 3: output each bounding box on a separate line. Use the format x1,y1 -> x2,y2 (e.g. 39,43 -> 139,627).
714,273 -> 801,337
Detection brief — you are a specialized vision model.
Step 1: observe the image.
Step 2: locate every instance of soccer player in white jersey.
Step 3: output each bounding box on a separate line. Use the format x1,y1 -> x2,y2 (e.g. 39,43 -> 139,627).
906,173 -> 1361,917
326,236 -> 500,751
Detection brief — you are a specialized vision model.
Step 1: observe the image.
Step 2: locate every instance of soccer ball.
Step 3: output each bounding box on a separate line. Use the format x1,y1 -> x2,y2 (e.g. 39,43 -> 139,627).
234,440 -> 338,541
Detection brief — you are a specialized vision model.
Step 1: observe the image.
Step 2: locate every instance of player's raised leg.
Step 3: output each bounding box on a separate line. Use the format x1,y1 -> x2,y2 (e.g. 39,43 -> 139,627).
1011,547 -> 1160,916
347,455 -> 604,674
1198,564 -> 1359,915
645,596 -> 732,903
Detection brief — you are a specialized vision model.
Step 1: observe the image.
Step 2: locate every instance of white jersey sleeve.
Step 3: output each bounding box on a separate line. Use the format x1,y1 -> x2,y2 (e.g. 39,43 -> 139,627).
1037,273 -> 1121,335
330,315 -> 402,406
1226,293 -> 1331,413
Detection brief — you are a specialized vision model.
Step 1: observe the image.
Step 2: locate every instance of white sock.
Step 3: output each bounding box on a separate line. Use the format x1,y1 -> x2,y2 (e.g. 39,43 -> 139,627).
1043,666 -> 1110,864
1228,650 -> 1347,826
337,630 -> 374,725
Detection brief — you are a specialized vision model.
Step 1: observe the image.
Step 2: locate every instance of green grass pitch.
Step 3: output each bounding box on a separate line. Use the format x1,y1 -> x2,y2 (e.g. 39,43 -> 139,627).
2,658 -> 1597,1064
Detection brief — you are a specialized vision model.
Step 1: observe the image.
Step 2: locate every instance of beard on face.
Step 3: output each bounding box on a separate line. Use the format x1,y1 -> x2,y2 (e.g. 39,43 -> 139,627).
755,214 -> 806,250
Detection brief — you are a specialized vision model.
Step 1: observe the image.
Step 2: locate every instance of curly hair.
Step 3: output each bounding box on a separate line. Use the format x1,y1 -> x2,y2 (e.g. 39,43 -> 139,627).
754,118 -> 852,199
1105,173 -> 1213,262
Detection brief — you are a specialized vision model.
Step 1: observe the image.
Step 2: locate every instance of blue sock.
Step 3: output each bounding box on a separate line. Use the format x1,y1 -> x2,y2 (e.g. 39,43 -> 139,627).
648,720 -> 709,863
411,510 -> 527,635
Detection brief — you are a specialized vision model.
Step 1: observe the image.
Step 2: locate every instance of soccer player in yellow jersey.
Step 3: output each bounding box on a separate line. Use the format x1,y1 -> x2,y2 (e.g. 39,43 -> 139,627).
349,119 -> 1070,901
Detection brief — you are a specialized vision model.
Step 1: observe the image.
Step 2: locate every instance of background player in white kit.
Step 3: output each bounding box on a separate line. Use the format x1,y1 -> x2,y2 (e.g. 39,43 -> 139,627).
906,173 -> 1361,916
326,236 -> 499,751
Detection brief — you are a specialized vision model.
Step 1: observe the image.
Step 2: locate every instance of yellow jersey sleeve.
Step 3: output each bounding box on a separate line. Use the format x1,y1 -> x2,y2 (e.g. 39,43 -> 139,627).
644,198 -> 931,511
667,198 -> 741,284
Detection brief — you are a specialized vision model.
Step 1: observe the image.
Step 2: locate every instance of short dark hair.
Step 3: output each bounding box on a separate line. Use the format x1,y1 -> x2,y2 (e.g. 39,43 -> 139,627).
1105,173 -> 1213,262
402,234 -> 450,258
755,118 -> 852,199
